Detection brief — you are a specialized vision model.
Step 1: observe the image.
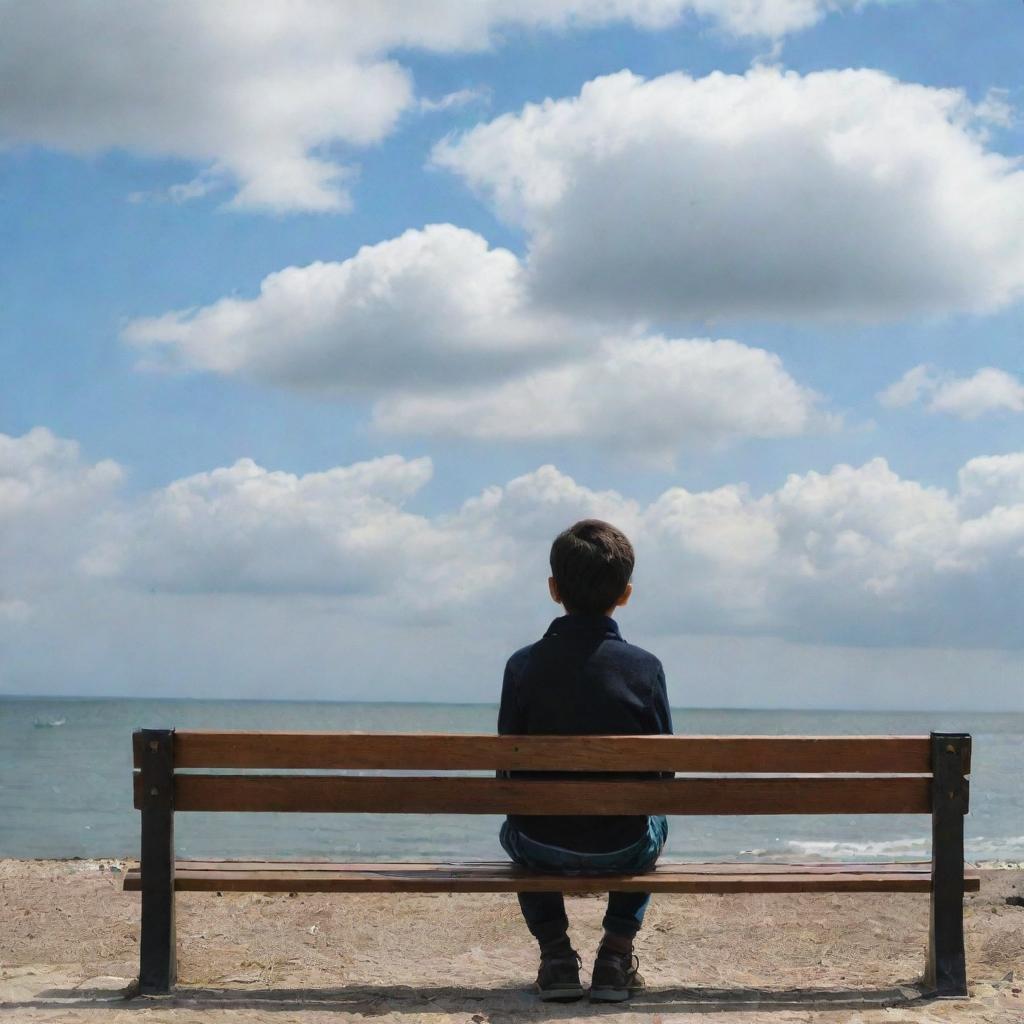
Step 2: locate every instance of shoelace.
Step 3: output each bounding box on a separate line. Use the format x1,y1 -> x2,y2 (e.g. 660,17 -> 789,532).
595,950 -> 639,977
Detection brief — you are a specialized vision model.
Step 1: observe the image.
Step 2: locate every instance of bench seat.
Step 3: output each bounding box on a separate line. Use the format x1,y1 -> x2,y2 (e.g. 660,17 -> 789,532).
124,859 -> 982,894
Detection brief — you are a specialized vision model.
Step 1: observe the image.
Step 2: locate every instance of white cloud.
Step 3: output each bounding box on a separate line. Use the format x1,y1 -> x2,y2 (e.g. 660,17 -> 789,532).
8,426 -> 1024,649
0,1 -> 874,214
124,225 -> 585,391
0,427 -> 122,517
456,455 -> 1024,648
957,453 -> 1024,516
124,226 -> 825,457
434,66 -> 1024,320
974,88 -> 1015,130
0,427 -> 122,613
5,427 -> 1024,704
373,335 -> 825,458
929,369 -> 1024,419
418,88 -> 492,114
442,455 -> 1024,649
877,364 -> 937,409
90,452 -> 520,618
0,3 -> 411,213
880,364 -> 1024,419
95,453 -> 510,612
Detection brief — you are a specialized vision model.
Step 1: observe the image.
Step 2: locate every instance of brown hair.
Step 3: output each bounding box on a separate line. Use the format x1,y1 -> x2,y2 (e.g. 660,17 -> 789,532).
549,519 -> 634,615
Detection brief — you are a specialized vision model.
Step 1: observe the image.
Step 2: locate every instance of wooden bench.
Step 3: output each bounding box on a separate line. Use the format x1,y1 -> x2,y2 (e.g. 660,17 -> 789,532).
125,730 -> 978,998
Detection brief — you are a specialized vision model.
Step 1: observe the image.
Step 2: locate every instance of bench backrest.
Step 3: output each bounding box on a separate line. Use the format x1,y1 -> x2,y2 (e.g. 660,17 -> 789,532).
132,731 -> 970,816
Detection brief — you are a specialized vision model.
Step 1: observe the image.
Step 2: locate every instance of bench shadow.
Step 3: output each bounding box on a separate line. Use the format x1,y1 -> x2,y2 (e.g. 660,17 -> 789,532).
22,982 -> 929,1014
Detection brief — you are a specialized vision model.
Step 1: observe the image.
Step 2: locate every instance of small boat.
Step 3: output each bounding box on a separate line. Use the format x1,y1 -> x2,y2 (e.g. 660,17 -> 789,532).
33,717 -> 66,728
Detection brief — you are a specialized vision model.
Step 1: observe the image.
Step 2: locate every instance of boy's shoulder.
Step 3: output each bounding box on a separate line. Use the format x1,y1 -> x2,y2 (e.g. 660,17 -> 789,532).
504,642 -> 536,674
607,635 -> 664,675
506,628 -> 663,673
620,636 -> 663,664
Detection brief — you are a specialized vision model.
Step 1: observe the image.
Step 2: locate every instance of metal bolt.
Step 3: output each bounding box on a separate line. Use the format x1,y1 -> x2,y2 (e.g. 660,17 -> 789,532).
948,790 -> 955,800
150,787 -> 159,796
149,740 -> 159,752
946,744 -> 956,754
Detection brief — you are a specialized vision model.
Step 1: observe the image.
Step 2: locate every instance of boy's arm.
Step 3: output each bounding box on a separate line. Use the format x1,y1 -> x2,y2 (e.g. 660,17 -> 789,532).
497,657 -> 524,735
652,662 -> 673,736
651,661 -> 674,778
496,657 -> 524,778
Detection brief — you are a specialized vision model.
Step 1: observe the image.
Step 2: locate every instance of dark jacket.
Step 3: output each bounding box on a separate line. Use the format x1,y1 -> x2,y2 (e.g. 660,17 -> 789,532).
497,613 -> 673,852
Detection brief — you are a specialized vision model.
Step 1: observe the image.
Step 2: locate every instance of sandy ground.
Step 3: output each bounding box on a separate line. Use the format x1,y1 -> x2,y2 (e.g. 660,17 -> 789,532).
1,860 -> 1022,1023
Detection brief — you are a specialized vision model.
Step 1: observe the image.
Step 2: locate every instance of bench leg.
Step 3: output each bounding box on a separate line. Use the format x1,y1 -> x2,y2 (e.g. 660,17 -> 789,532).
925,732 -> 968,998
138,729 -> 176,994
926,889 -> 966,997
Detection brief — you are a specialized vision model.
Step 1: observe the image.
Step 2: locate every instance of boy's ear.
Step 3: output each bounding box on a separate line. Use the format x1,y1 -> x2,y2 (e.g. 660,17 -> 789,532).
616,583 -> 633,608
548,576 -> 561,605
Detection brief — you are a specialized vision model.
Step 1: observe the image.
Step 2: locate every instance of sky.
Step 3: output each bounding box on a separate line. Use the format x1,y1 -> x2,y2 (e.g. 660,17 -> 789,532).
2,0 -> 1023,710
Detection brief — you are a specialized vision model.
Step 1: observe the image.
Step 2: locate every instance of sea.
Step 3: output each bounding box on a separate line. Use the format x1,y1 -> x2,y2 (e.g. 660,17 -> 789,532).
1,698 -> 1021,864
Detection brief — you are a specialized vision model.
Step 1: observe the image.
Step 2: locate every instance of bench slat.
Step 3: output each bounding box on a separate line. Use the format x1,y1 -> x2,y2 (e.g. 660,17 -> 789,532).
122,860 -> 982,894
141,859 -> 938,875
151,732 -> 936,773
137,773 -> 933,815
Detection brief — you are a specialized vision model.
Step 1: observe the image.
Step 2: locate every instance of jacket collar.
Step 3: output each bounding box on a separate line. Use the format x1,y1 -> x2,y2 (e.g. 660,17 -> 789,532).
544,613 -> 621,639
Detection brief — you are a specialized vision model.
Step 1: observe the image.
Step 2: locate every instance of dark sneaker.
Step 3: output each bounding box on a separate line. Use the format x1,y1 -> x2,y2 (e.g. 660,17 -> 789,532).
535,949 -> 584,1002
590,950 -> 644,1002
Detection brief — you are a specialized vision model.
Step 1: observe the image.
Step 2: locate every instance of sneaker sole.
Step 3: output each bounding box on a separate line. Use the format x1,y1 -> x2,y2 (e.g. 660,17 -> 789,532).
590,987 -> 632,1002
537,985 -> 585,1002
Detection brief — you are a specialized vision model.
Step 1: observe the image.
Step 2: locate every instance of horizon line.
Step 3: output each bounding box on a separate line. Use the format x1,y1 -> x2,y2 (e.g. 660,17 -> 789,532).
1,692 -> 1019,715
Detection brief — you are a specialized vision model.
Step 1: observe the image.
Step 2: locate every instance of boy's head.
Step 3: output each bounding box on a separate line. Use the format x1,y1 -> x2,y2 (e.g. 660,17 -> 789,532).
548,519 -> 634,616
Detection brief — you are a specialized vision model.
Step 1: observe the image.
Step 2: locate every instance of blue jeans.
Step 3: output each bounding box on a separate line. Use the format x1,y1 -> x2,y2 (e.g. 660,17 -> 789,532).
500,816 -> 668,943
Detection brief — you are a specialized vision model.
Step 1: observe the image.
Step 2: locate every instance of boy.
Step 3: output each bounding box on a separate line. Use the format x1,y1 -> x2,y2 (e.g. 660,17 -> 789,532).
498,519 -> 672,1003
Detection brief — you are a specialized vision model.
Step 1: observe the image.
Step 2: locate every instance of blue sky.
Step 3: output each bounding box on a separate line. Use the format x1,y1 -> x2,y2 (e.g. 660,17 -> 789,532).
2,1 -> 1024,708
